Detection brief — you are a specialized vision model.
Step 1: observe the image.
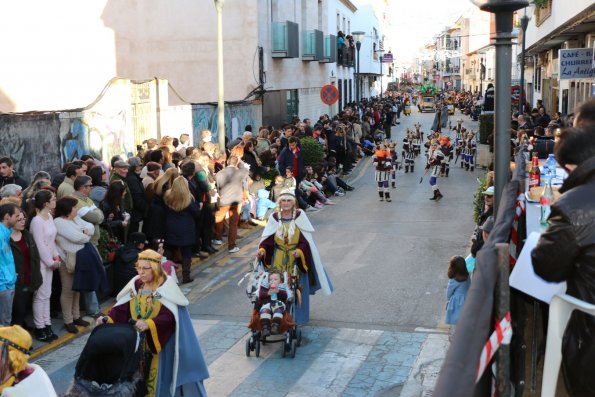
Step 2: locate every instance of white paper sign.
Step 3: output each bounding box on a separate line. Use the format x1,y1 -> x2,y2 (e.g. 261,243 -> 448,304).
509,232 -> 566,303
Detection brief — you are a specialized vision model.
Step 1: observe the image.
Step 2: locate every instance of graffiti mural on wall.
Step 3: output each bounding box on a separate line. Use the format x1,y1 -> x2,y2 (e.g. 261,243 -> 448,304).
60,115 -> 90,163
85,110 -> 131,161
191,103 -> 257,145
0,113 -> 63,182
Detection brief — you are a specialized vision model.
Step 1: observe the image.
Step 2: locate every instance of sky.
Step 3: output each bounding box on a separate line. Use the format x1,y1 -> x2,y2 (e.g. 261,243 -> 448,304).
383,0 -> 474,64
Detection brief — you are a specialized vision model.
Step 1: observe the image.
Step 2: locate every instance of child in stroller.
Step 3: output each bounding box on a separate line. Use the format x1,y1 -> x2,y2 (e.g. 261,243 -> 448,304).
259,271 -> 293,337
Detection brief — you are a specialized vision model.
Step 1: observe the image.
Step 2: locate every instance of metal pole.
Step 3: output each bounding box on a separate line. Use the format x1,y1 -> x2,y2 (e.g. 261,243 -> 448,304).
380,59 -> 383,99
215,0 -> 225,150
496,242 -> 511,397
356,43 -> 361,103
493,11 -> 514,217
519,15 -> 529,114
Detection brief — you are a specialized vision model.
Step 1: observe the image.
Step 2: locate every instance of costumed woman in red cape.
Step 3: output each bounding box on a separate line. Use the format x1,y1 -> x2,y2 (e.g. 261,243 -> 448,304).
99,249 -> 209,397
256,189 -> 333,325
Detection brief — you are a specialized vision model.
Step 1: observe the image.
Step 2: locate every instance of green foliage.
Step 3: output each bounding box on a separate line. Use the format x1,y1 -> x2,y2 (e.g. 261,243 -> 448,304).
473,175 -> 487,224
534,0 -> 548,8
97,228 -> 110,263
300,137 -> 326,166
262,168 -> 279,190
479,114 -> 494,145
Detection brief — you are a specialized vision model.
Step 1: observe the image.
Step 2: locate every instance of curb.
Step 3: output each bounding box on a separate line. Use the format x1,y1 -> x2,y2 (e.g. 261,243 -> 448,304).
33,159 -> 365,359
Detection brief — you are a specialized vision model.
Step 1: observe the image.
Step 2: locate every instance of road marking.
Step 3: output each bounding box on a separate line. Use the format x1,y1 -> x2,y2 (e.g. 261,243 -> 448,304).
204,332 -> 278,396
286,328 -> 383,397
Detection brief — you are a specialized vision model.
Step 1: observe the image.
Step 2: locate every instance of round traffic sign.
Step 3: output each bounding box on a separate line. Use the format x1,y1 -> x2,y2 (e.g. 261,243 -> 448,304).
320,85 -> 339,105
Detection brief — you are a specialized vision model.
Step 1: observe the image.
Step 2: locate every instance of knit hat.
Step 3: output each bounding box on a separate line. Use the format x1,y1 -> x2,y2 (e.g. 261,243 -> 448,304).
146,162 -> 161,172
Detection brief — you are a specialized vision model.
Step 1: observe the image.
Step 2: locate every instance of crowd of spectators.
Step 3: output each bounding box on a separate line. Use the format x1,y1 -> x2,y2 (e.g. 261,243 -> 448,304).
0,98 -> 411,345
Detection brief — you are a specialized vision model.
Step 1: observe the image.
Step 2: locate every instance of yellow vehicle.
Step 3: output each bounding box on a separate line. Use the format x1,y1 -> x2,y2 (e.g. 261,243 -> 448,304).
447,99 -> 455,115
420,96 -> 435,112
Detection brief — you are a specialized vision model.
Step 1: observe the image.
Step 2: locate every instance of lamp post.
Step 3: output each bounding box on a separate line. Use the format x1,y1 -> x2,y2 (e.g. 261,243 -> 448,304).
519,10 -> 531,114
376,49 -> 384,98
468,2 -> 527,394
479,56 -> 485,96
214,0 -> 225,150
352,31 -> 365,104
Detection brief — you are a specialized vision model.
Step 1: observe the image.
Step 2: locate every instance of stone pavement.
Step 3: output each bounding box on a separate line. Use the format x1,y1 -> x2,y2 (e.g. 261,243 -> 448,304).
39,318 -> 450,396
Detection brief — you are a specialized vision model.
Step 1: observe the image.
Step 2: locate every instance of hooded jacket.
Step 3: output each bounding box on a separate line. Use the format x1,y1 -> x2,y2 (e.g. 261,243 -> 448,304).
0,223 -> 16,291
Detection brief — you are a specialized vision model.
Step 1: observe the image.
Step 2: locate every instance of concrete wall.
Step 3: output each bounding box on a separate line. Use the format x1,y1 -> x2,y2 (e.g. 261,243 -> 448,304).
0,0 -> 258,112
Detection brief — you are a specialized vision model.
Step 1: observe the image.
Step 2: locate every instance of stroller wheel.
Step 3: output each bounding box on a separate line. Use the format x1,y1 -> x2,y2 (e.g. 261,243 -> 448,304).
255,339 -> 261,358
296,328 -> 302,347
281,340 -> 288,358
290,340 -> 297,358
245,339 -> 251,357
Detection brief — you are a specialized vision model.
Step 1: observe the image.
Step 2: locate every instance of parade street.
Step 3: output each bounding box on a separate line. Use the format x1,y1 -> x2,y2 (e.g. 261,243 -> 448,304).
38,110 -> 481,396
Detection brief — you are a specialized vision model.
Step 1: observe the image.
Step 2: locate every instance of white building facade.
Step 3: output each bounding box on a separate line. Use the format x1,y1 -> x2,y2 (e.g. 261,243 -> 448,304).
523,0 -> 595,114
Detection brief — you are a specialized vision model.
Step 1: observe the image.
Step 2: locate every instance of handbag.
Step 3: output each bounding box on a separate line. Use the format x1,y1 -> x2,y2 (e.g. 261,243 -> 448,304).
64,250 -> 77,274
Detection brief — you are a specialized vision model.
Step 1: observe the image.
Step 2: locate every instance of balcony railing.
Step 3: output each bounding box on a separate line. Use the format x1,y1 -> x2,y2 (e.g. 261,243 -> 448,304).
302,29 -> 324,61
337,46 -> 354,68
319,34 -> 337,63
272,21 -> 299,58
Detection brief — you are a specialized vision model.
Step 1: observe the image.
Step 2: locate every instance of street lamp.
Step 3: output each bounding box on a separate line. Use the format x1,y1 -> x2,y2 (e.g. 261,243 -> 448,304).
519,8 -> 531,114
479,56 -> 485,95
352,31 -> 365,104
214,0 -> 225,150
376,49 -> 384,98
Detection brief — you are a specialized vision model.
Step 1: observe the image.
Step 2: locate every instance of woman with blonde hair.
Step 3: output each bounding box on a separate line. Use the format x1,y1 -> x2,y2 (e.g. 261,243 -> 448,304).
0,325 -> 57,396
164,177 -> 199,284
145,168 -> 178,242
96,249 -> 208,396
255,128 -> 270,155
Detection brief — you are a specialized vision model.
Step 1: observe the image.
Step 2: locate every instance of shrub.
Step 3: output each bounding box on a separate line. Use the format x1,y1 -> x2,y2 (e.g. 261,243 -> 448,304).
478,114 -> 494,145
473,175 -> 487,224
300,137 -> 325,166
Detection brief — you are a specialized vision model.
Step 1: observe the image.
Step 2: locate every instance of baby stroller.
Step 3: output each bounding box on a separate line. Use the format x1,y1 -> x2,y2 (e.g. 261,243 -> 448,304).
63,323 -> 145,397
241,259 -> 302,358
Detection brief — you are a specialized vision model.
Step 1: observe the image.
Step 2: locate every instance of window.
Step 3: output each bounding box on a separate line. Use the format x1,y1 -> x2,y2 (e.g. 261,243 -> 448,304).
535,67 -> 542,92
286,90 -> 299,123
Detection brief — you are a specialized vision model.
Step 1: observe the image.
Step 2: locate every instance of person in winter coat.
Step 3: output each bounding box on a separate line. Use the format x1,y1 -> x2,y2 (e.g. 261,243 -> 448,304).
124,157 -> 147,237
531,127 -> 595,396
0,157 -> 27,189
164,176 -> 200,284
28,190 -> 60,342
112,232 -> 147,294
9,211 -> 42,330
277,137 -> 305,185
54,197 -> 93,334
99,180 -> 130,245
145,168 -> 178,243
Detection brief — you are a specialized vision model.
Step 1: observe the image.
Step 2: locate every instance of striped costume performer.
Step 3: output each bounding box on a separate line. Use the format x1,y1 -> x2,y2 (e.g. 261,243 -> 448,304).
373,148 -> 393,202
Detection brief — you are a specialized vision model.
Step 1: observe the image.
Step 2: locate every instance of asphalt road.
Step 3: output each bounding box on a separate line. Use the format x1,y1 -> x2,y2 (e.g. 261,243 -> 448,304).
190,109 -> 480,332
40,108 -> 482,396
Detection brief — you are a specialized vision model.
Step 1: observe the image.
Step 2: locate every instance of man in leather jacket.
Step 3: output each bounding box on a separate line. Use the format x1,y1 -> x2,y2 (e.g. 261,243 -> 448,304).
531,126 -> 595,396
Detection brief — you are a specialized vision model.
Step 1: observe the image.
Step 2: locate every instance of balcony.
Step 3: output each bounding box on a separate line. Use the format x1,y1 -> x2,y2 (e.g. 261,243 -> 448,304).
302,29 -> 324,61
337,46 -> 354,68
272,21 -> 299,58
319,34 -> 337,63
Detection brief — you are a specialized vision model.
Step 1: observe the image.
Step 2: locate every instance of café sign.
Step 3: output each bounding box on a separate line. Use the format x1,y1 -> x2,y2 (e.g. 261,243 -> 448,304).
559,48 -> 594,80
